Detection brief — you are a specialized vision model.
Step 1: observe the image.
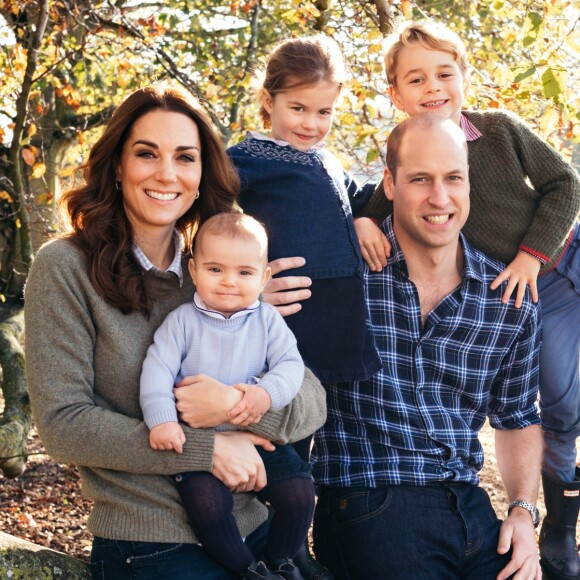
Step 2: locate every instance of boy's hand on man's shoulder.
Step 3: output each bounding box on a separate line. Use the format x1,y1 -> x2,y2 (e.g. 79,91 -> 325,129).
490,251 -> 541,308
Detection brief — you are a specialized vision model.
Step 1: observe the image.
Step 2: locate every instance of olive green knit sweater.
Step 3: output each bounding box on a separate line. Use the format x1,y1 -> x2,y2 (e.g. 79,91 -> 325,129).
24,238 -> 327,544
361,109 -> 580,272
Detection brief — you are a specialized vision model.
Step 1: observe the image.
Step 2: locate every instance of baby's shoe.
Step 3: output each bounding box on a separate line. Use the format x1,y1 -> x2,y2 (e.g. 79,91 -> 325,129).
242,559 -> 283,579
267,558 -> 306,580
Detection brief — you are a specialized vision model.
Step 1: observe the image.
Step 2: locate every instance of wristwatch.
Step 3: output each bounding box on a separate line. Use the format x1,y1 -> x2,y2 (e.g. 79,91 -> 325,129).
507,499 -> 540,528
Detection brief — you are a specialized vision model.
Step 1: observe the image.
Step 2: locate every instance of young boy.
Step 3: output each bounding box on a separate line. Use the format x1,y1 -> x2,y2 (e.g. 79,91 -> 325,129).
140,212 -> 314,580
356,21 -> 580,580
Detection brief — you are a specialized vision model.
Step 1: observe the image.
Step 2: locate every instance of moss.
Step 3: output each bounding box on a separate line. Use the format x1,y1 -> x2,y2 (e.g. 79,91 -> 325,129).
0,533 -> 90,579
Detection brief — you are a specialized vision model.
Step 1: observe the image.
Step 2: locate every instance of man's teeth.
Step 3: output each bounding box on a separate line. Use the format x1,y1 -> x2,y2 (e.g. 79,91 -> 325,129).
146,190 -> 178,201
426,215 -> 450,224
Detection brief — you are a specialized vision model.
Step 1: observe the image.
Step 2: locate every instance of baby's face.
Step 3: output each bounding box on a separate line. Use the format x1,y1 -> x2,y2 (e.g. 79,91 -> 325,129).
189,234 -> 271,317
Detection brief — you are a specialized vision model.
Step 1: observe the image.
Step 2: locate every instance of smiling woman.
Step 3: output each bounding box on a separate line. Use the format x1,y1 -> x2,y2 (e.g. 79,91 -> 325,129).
23,82 -> 327,579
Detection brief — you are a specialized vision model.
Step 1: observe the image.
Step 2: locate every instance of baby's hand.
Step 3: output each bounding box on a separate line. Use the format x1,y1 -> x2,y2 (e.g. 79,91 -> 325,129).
490,251 -> 541,308
227,384 -> 272,427
149,422 -> 186,454
354,217 -> 391,272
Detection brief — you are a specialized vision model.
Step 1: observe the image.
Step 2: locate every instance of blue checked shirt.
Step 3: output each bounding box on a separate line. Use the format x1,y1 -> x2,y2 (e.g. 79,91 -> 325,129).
313,216 -> 541,487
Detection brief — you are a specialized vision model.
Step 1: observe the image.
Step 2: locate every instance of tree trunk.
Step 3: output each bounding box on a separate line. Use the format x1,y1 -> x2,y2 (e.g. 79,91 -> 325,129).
0,307 -> 30,478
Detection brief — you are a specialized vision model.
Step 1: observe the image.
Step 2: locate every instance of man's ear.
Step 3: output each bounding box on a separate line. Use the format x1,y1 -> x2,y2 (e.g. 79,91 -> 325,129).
188,258 -> 196,285
261,90 -> 274,115
388,85 -> 405,112
261,266 -> 272,292
383,167 -> 395,201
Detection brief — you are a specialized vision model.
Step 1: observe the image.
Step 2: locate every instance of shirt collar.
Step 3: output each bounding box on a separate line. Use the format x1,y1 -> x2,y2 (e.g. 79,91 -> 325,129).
460,113 -> 482,142
246,130 -> 325,152
132,230 -> 184,285
193,292 -> 261,320
380,215 -> 485,283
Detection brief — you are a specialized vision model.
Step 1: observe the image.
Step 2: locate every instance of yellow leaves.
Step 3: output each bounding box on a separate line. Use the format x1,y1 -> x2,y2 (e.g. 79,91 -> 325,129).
401,0 -> 412,18
31,163 -> 46,179
55,84 -> 82,110
37,191 -> 54,205
541,67 -> 567,99
0,191 -> 13,204
367,29 -> 383,42
539,105 -> 558,135
28,123 -> 37,138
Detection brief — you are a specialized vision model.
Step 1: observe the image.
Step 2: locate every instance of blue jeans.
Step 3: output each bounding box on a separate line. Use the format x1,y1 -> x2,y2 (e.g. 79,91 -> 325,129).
313,483 -> 512,580
90,520 -> 269,579
537,223 -> 580,481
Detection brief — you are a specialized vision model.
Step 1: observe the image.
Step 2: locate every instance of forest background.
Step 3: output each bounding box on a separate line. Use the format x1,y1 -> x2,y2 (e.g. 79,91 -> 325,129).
0,0 -> 579,561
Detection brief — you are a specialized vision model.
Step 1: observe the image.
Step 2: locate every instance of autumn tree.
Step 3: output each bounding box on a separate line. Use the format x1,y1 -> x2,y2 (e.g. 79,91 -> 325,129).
0,0 -> 578,478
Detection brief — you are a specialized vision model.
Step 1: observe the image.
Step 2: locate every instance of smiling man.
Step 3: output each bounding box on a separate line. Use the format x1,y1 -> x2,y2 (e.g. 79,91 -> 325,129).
312,115 -> 544,580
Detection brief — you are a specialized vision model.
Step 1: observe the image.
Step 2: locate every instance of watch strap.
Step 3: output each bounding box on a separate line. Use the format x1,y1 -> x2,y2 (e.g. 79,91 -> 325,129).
507,499 -> 540,528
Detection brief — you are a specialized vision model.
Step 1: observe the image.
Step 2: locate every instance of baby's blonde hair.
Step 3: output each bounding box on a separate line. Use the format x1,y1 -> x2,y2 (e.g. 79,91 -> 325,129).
384,21 -> 470,87
193,212 -> 269,266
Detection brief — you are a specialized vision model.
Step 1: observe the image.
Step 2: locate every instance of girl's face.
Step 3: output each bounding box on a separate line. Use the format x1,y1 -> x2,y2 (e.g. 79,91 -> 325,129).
262,80 -> 340,151
116,110 -> 202,238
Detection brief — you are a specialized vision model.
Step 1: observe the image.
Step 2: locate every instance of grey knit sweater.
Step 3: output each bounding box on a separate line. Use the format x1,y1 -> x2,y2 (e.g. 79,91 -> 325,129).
24,238 -> 327,544
362,109 -> 580,272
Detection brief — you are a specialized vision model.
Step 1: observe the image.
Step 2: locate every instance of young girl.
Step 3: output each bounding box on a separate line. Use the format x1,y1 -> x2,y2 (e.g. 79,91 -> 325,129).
228,35 -> 381,412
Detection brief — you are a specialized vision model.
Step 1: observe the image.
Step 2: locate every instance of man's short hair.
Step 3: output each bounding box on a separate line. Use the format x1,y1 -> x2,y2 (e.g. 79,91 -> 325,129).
386,114 -> 468,182
384,21 -> 470,87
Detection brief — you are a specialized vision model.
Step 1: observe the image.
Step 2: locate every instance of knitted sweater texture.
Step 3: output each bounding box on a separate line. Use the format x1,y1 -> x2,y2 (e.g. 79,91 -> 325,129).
361,109 -> 580,272
140,300 -> 304,427
24,238 -> 326,544
228,136 -> 374,279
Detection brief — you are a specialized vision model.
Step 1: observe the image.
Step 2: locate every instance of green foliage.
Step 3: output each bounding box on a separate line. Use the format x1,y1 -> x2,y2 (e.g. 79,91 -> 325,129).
0,0 -> 578,278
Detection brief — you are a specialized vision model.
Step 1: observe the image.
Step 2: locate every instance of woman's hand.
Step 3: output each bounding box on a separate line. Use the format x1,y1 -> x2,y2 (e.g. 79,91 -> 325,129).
174,374 -> 242,428
262,257 -> 312,316
212,431 -> 275,492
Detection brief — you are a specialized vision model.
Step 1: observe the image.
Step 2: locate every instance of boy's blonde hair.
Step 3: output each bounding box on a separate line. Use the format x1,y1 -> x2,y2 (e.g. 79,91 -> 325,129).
384,21 -> 470,87
256,35 -> 351,129
193,212 -> 269,265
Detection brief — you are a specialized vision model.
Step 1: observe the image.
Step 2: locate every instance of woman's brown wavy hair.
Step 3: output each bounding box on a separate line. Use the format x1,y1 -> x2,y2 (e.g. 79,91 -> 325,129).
60,83 -> 239,315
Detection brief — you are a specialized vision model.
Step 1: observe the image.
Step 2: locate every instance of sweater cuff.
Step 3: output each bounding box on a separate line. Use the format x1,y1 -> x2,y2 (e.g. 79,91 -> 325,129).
518,245 -> 549,264
179,426 -> 215,472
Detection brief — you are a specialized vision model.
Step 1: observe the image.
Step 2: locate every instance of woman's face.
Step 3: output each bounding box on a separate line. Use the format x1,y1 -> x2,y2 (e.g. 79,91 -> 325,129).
117,110 -> 202,237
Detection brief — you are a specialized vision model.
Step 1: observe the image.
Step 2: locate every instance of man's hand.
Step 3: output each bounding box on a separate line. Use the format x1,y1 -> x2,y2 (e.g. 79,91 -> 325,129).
354,217 -> 391,272
174,374 -> 242,428
490,252 -> 541,308
149,422 -> 186,454
496,508 -> 541,580
212,431 -> 275,493
228,384 -> 272,426
262,257 -> 312,317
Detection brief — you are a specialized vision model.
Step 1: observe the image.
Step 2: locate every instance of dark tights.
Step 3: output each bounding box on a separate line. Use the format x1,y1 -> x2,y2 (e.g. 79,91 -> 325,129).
177,472 -> 315,574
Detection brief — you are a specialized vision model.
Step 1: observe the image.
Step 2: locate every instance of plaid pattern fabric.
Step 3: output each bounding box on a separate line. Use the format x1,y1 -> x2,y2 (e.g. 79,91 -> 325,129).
313,217 -> 541,487
132,230 -> 183,285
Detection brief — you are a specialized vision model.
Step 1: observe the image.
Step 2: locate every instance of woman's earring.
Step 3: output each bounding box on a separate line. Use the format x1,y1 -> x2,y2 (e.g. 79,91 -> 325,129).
195,191 -> 200,200
116,180 -> 122,191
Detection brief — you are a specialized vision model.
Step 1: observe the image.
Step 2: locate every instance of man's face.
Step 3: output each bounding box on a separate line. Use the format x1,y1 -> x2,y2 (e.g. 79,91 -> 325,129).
384,124 -> 469,255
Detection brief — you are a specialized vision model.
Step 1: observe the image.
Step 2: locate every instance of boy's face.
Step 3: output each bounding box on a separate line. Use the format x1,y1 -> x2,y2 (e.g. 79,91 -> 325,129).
389,43 -> 468,124
189,233 -> 271,318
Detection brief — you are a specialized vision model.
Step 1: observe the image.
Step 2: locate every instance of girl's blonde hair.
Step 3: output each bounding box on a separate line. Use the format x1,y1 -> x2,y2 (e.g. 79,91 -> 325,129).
384,21 -> 470,87
257,35 -> 351,128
